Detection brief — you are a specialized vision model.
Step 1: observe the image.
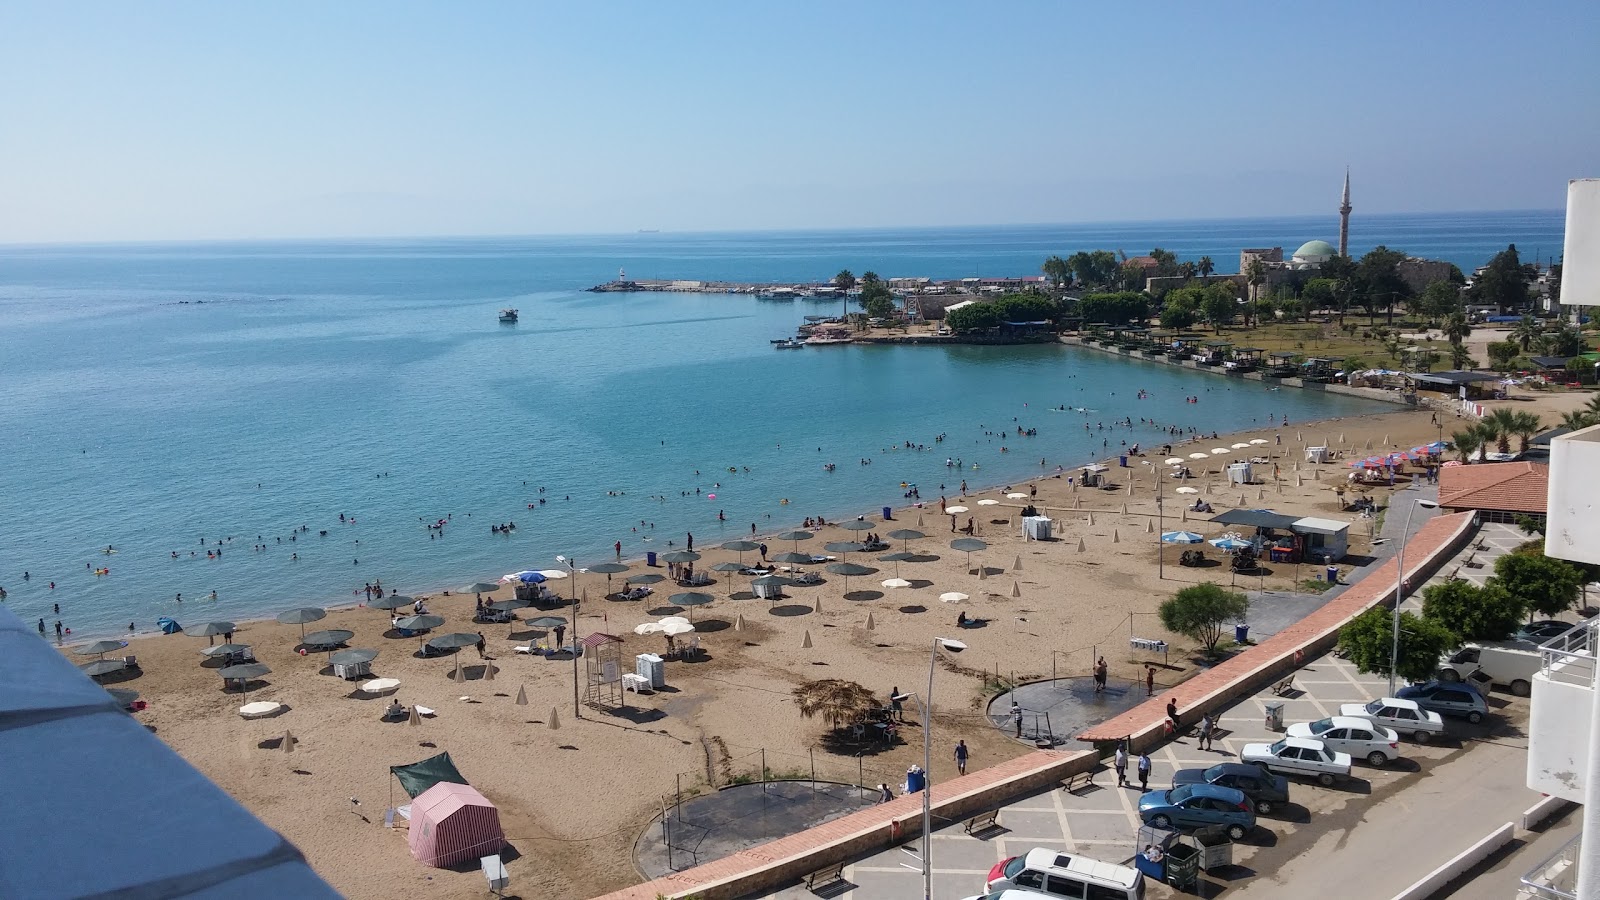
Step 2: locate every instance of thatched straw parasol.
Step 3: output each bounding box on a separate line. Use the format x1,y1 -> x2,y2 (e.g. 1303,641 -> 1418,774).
792,679 -> 879,730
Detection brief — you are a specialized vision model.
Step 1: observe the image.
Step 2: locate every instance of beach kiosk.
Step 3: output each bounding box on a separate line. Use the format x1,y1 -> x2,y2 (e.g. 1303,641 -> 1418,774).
1292,517 -> 1350,563
1305,446 -> 1331,464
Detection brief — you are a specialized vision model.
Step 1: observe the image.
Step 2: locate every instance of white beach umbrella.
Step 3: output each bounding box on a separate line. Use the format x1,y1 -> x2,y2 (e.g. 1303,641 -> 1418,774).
939,592 -> 969,604
1232,442 -> 1250,450
1006,492 -> 1028,499
658,616 -> 689,625
661,621 -> 694,636
634,622 -> 664,635
361,677 -> 400,695
945,505 -> 969,514
977,499 -> 999,506
1188,452 -> 1208,460
1210,448 -> 1230,455
1165,457 -> 1186,465
536,569 -> 569,580
1249,439 -> 1269,445
881,578 -> 912,589
1175,486 -> 1199,494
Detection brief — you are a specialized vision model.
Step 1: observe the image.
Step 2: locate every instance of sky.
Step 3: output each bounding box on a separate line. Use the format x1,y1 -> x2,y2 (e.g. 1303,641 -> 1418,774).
1,2 -> 1596,242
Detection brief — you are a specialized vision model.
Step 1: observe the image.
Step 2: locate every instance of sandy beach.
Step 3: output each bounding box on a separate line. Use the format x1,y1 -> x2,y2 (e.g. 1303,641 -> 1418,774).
65,397 -> 1553,899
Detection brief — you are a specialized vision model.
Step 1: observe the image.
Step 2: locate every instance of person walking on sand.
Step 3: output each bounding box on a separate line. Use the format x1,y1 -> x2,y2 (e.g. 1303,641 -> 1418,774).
1137,751 -> 1151,791
954,739 -> 969,775
475,631 -> 487,659
1114,742 -> 1129,786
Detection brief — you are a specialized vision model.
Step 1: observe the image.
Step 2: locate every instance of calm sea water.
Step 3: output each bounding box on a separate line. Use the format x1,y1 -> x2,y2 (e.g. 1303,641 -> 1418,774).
0,211 -> 1563,636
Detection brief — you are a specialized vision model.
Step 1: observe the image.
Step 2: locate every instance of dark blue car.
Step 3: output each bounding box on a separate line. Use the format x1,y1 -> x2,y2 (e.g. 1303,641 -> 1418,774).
1137,783 -> 1255,839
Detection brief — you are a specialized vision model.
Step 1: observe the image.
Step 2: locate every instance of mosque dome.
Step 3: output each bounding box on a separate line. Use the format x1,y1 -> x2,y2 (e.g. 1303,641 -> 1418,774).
1292,240 -> 1337,263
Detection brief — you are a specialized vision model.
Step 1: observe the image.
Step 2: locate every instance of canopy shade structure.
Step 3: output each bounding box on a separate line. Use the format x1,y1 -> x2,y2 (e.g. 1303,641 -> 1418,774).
840,520 -> 875,531
711,562 -> 745,573
370,596 -> 412,610
626,573 -> 666,585
720,540 -> 759,552
275,607 -> 326,625
200,643 -> 251,658
1188,452 -> 1209,460
218,663 -> 271,688
1209,509 -> 1301,530
426,632 -> 481,651
823,541 -> 864,556
390,751 -> 469,799
329,648 -> 378,666
1210,536 -> 1253,551
950,538 -> 987,552
976,499 -> 999,506
486,599 -> 529,612
770,551 -> 815,565
460,582 -> 501,595
394,614 -> 445,632
301,629 -> 354,648
776,530 -> 814,541
668,592 -> 715,607
1175,486 -> 1200,494
586,562 -> 629,575
944,506 -> 969,514
659,550 -> 701,564
75,640 -> 128,657
1161,531 -> 1205,544
79,659 -> 129,677
939,592 -> 969,604
192,622 -> 235,637
408,782 -> 505,868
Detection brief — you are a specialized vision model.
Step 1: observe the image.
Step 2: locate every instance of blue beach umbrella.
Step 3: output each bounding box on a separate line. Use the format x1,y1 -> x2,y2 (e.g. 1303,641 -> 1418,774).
1209,536 -> 1253,551
1161,531 -> 1204,544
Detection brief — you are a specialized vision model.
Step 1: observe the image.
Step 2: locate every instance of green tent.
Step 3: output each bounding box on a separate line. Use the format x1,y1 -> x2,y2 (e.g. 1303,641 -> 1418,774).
390,751 -> 468,799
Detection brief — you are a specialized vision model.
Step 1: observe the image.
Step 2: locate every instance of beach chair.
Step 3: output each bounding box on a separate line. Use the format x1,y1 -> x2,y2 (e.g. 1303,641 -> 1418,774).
122,655 -> 139,670
513,645 -> 535,655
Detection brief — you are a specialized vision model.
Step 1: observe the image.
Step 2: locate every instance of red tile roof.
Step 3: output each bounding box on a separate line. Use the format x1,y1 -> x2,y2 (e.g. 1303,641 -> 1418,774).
1438,462 -> 1549,514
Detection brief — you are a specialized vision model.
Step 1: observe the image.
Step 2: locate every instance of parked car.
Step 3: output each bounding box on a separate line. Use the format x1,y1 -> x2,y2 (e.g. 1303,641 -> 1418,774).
1240,736 -> 1353,786
1397,680 -> 1490,724
1170,762 -> 1290,815
1136,783 -> 1255,839
1339,697 -> 1447,743
1286,716 -> 1402,766
985,848 -> 1145,898
1437,641 -> 1542,696
1516,620 -> 1575,643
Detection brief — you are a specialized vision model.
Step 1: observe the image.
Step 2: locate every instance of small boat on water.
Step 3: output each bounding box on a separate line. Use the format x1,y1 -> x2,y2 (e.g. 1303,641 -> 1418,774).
499,308 -> 519,323
773,338 -> 805,349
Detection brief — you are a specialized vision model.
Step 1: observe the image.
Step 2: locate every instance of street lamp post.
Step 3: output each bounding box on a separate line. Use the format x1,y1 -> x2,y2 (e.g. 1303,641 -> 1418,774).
557,555 -> 580,717
918,637 -> 966,900
1388,498 -> 1439,694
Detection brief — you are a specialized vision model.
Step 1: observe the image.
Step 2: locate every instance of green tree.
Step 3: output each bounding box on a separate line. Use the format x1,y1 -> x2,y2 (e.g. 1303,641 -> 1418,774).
1302,278 -> 1337,313
833,270 -> 857,293
1441,311 -> 1472,346
1245,258 -> 1267,301
1492,551 -> 1585,618
1508,411 -> 1543,454
1448,343 -> 1476,370
1449,428 -> 1481,463
1356,246 -> 1412,324
1197,256 -> 1215,282
1277,298 -> 1304,322
1484,408 -> 1519,454
1421,579 -> 1526,642
860,271 -> 881,286
1149,248 -> 1179,278
1158,583 -> 1250,656
1077,292 -> 1148,326
944,302 -> 1000,332
1471,244 -> 1529,313
1338,608 -> 1458,685
1420,280 -> 1463,323
1487,340 -> 1520,370
1511,315 -> 1542,352
1546,323 -> 1585,358
1042,256 -> 1072,289
1200,289 -> 1236,332
1067,250 -> 1119,288
1319,255 -> 1359,323
1471,420 -> 1498,462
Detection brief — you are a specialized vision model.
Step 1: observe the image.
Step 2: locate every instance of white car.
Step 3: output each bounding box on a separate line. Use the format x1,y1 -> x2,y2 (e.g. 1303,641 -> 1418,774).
1240,736 -> 1353,786
1340,697 -> 1446,743
1287,716 -> 1402,766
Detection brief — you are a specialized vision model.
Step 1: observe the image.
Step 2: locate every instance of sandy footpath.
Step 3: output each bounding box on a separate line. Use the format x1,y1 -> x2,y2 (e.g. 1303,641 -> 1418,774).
69,399 -> 1538,899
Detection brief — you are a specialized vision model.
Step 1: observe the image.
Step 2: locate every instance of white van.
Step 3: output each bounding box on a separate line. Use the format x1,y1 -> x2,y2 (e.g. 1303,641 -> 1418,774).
1438,640 -> 1542,696
984,847 -> 1145,899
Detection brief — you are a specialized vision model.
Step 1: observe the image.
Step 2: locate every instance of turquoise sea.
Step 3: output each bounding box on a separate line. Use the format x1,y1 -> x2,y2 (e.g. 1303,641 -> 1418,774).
0,211 -> 1564,637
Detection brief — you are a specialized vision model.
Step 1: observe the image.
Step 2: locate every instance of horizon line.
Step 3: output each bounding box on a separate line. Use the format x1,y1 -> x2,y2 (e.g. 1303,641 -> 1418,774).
0,207 -> 1563,251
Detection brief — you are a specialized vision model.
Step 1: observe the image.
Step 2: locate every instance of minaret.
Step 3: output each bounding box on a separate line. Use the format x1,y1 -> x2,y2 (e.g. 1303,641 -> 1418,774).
1338,169 -> 1352,258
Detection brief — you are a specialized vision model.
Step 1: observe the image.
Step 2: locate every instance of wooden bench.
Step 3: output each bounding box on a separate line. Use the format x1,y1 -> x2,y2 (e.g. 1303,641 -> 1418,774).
964,809 -> 1002,835
1271,676 -> 1295,696
803,861 -> 847,892
1061,769 -> 1097,794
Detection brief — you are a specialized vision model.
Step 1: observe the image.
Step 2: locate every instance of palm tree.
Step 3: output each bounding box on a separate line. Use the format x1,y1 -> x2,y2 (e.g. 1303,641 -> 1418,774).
1484,409 -> 1519,455
1450,429 -> 1482,463
1511,315 -> 1541,352
1442,312 -> 1472,346
1561,408 -> 1600,430
1448,343 -> 1474,369
1245,258 -> 1267,302
1473,421 -> 1499,461
1198,256 -> 1215,283
1509,411 -> 1543,454
1178,261 -> 1197,281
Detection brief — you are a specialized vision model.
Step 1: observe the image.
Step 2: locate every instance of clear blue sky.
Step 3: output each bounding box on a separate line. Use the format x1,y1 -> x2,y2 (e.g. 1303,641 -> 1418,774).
2,1 -> 1595,242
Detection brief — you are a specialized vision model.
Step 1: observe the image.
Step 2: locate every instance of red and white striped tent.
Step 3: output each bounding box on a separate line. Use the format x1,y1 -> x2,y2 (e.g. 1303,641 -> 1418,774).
407,782 -> 504,868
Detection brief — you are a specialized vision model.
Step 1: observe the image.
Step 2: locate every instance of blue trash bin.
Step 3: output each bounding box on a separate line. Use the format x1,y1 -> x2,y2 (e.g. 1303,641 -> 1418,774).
1325,565 -> 1338,583
1235,624 -> 1249,644
646,551 -> 657,567
1120,455 -> 1128,467
882,506 -> 893,520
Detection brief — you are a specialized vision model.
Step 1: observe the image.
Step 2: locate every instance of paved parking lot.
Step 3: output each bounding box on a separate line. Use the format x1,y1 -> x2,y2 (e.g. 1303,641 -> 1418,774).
749,647 -> 1525,900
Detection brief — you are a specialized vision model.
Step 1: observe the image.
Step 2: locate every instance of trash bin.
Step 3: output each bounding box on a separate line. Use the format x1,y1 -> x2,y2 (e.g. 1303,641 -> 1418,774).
1164,842 -> 1200,891
1119,455 -> 1128,467
1235,624 -> 1249,644
1325,565 -> 1338,583
882,506 -> 893,521
1264,701 -> 1284,731
646,551 -> 657,567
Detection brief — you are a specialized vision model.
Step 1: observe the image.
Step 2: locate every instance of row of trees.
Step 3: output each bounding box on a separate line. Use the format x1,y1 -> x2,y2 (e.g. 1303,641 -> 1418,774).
1041,249 -> 1217,293
943,293 -> 1065,332
832,270 -> 896,319
1450,407 -> 1545,460
1338,549 -> 1591,683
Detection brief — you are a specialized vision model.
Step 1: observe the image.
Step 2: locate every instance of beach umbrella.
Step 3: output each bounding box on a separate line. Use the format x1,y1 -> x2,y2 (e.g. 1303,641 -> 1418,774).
771,551 -> 814,566
825,562 -> 875,594
1188,452 -> 1208,460
1165,457 -> 1186,465
1162,531 -> 1205,544
1210,536 -> 1253,551
1232,442 -> 1250,450
881,578 -> 911,589
362,677 -> 400,695
504,571 -> 546,584
427,632 -> 480,653
1176,486 -> 1199,494
1006,492 -> 1028,500
707,561 -> 744,596
878,550 -> 915,578
720,540 -> 759,564
534,569 -> 568,580
218,662 -> 271,693
792,679 -> 878,729
945,505 -> 969,514
801,630 -> 814,649
301,629 -> 354,649
487,599 -> 529,612
940,591 -> 969,604
79,659 -> 129,677
1144,519 -> 1154,534
201,643 -> 251,659
394,614 -> 445,633
669,591 -> 715,621
275,607 -> 327,639
450,658 -> 467,682
634,622 -> 664,635
461,582 -> 500,597
626,573 -> 666,585
1087,512 -> 1095,526
776,530 -> 813,551
330,648 -> 378,667
751,574 -> 790,600
660,621 -> 695,638
586,561 -> 630,593
1250,439 -> 1269,445
524,615 -> 567,629
192,622 -> 235,645
886,528 -> 926,549
976,499 -> 999,507
950,537 -> 987,569
823,540 -> 865,556
515,685 -> 527,705
370,595 -> 411,611
75,640 -> 129,658
660,550 -> 701,564
410,707 -> 422,727
106,687 -> 140,708
840,520 -> 875,532
1210,448 -> 1230,455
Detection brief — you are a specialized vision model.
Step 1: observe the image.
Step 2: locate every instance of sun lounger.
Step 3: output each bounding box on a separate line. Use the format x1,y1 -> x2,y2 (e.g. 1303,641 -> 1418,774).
514,645 -> 535,655
414,706 -> 436,717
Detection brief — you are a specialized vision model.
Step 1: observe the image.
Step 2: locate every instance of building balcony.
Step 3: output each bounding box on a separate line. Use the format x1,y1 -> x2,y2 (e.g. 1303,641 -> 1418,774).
1521,832 -> 1582,899
1546,423 -> 1600,567
1528,618 -> 1599,803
